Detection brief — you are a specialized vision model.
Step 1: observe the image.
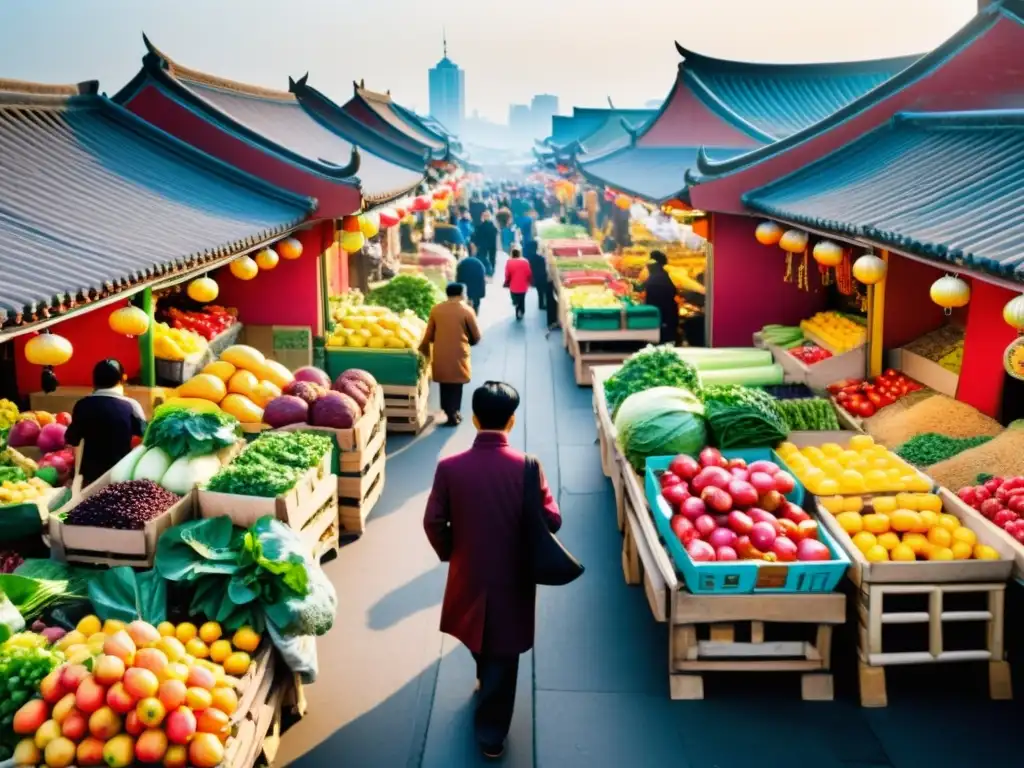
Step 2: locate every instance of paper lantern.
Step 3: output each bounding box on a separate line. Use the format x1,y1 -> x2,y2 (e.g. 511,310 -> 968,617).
411,196 -> 431,212
431,198 -> 448,212
930,275 -> 970,311
779,229 -> 808,254
340,230 -> 365,254
109,306 -> 150,337
812,240 -> 843,267
395,206 -> 408,218
359,212 -> 380,238
277,237 -> 303,260
614,194 -> 631,210
378,208 -> 400,228
432,189 -> 449,201
25,333 -> 73,367
255,247 -> 279,271
229,256 -> 258,281
755,221 -> 783,246
852,254 -> 887,285
187,277 -> 219,303
1003,294 -> 1024,331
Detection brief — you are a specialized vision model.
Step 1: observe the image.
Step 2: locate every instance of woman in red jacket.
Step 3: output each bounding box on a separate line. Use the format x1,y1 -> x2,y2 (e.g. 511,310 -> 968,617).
503,246 -> 532,321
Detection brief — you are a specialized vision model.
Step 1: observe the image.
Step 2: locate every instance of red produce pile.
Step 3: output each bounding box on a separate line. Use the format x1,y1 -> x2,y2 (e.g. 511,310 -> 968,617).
827,369 -> 923,418
165,305 -> 237,341
657,447 -> 832,563
789,345 -> 832,365
957,476 -> 1024,543
0,550 -> 23,573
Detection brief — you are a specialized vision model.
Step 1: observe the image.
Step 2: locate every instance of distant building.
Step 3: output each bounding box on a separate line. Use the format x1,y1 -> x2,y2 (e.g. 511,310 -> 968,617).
508,104 -> 531,135
530,94 -> 559,135
428,32 -> 465,132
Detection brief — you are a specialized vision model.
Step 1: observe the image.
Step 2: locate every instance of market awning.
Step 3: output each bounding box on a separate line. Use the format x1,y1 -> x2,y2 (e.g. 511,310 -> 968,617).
0,79 -> 314,334
744,110 -> 1024,281
350,84 -> 449,159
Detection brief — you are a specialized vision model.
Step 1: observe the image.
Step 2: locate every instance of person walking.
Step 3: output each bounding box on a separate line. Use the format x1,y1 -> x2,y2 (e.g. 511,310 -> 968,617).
641,251 -> 679,345
472,211 -> 499,276
419,283 -> 483,426
469,191 -> 487,226
423,382 -> 561,759
517,209 -> 546,311
504,246 -> 532,322
65,359 -> 147,486
456,251 -> 487,315
457,207 -> 474,244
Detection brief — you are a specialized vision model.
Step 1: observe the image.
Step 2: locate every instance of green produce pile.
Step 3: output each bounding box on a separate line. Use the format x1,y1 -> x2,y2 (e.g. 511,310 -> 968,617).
238,432 -> 333,470
0,560 -> 90,622
206,460 -> 299,498
895,432 -> 994,467
536,222 -> 588,240
554,258 -> 611,271
775,398 -> 841,432
701,385 -> 789,449
144,404 -> 242,459
614,387 -> 707,472
604,345 -> 701,417
760,324 -> 804,349
0,634 -> 64,761
0,466 -> 26,484
367,274 -> 444,322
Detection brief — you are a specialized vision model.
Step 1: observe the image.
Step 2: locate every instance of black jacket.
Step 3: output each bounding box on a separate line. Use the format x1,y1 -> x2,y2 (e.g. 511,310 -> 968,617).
642,266 -> 678,325
456,256 -> 488,300
65,391 -> 146,486
472,220 -> 499,255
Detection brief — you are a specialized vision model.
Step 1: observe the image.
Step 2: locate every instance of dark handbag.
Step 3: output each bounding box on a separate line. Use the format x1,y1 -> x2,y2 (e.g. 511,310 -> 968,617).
522,456 -> 584,586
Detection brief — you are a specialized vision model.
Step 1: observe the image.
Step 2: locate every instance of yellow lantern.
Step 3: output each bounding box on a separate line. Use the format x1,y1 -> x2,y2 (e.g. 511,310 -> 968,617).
1003,294 -> 1024,331
229,255 -> 258,281
187,277 -> 219,303
277,237 -> 303,260
755,221 -> 783,246
359,212 -> 380,238
431,198 -> 448,212
255,247 -> 279,271
25,333 -> 73,367
930,275 -> 970,312
812,240 -> 843,267
341,230 -> 365,254
614,194 -> 631,210
779,229 -> 808,253
852,254 -> 887,285
108,306 -> 150,337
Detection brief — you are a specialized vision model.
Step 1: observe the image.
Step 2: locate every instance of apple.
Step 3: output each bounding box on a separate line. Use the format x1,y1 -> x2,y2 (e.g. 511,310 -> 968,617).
693,466 -> 731,493
669,455 -> 700,481
782,502 -> 811,524
797,538 -> 832,561
686,539 -> 716,562
661,483 -> 690,509
750,521 -> 777,552
727,480 -> 758,509
715,546 -> 738,561
727,510 -> 754,535
659,471 -> 683,489
694,514 -> 717,538
748,460 -> 779,476
699,447 -> 726,468
701,486 -> 733,513
670,516 -> 697,545
771,536 -> 798,562
773,471 -> 796,495
707,527 -> 738,550
749,472 -> 775,494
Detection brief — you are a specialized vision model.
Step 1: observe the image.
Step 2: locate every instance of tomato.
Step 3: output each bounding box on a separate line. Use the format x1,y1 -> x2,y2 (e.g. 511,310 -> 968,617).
884,369 -> 899,379
877,394 -> 896,407
866,391 -> 884,408
852,400 -> 876,418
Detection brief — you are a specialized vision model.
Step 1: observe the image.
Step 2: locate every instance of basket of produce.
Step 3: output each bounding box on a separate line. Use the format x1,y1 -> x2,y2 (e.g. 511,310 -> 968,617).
827,370 -> 925,423
645,448 -> 850,594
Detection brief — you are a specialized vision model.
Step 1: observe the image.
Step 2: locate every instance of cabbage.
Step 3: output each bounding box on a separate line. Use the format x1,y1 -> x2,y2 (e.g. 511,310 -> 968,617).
160,454 -> 222,495
614,387 -> 707,473
132,446 -> 173,483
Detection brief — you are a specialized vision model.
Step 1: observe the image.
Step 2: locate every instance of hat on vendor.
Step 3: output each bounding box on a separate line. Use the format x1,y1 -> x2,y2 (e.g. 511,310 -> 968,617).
648,251 -> 668,266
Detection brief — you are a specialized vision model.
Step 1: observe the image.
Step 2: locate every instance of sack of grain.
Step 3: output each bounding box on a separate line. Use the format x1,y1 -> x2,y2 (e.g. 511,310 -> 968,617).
865,394 -> 1003,447
927,429 -> 1024,490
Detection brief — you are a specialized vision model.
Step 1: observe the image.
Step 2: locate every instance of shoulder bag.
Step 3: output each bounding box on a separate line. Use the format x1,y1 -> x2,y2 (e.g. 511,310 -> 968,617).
522,456 -> 584,586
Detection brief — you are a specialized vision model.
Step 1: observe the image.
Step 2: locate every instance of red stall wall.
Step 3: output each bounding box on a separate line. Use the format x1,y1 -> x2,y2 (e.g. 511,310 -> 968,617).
881,256 -> 959,349
710,213 -> 829,348
958,280 -> 1017,419
13,299 -> 141,396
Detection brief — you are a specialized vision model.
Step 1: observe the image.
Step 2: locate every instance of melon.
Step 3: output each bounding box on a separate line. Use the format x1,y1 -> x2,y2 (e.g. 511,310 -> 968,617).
260,360 -> 294,389
178,374 -> 228,403
219,394 -> 264,424
220,345 -> 266,373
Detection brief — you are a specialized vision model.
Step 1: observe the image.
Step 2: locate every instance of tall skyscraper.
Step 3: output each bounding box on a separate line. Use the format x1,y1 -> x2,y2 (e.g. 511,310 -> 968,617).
530,94 -> 559,136
428,31 -> 465,133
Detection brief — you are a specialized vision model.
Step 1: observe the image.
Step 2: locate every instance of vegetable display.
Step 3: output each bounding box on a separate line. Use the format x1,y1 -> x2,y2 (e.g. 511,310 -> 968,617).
0,560 -> 91,622
788,344 -> 833,365
957,476 -> 1024,543
697,365 -> 784,388
671,347 -> 773,372
701,385 -> 789,449
64,481 -> 180,530
828,370 -> 924,419
205,461 -> 299,499
776,435 -> 932,496
143,405 -> 242,460
366,274 -> 443,322
775,398 -> 841,432
604,345 -> 701,417
614,387 -> 707,473
759,324 -> 804,349
238,432 -> 332,471
895,433 -> 994,467
0,639 -> 64,761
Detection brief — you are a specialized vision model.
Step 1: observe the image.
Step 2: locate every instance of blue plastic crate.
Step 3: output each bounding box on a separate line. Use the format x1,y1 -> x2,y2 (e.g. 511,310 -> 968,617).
644,450 -> 849,595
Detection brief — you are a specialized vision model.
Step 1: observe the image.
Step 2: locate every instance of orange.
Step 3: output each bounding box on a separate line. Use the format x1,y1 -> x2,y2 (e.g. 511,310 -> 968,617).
952,527 -> 977,547
928,547 -> 954,561
872,497 -> 898,514
198,623 -> 222,645
974,545 -> 1001,561
919,510 -> 939,530
890,509 -> 921,533
917,493 -> 943,513
851,531 -> 877,553
843,496 -> 864,513
174,623 -> 197,644
877,532 -> 901,551
927,527 -> 952,549
895,493 -> 919,510
836,512 -> 864,535
890,544 -> 916,562
863,513 -> 891,535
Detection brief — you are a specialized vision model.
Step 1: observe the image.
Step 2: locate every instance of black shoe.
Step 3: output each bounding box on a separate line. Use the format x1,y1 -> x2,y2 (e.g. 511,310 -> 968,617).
441,413 -> 458,427
453,412 -> 462,425
481,741 -> 506,760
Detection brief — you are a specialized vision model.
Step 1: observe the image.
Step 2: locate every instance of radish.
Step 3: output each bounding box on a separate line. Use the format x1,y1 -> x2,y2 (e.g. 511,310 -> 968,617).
782,502 -> 810,524
750,521 -> 777,552
669,455 -> 700,481
727,510 -> 754,535
749,472 -> 776,494
748,460 -> 779,476
727,480 -> 758,509
701,486 -> 733,513
671,516 -> 697,544
797,538 -> 831,561
699,447 -> 726,468
692,467 -> 731,493
707,527 -> 738,550
662,483 -> 690,509
715,546 -> 738,562
680,497 -> 707,521
687,539 -> 716,562
772,471 -> 796,495
694,514 -> 717,538
660,471 -> 683,488
771,537 -> 798,562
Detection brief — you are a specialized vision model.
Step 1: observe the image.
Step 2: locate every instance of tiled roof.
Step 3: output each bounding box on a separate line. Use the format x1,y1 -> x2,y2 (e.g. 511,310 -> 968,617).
578,115 -> 652,157
0,80 -> 313,330
355,85 -> 447,153
744,110 -> 1024,281
578,145 -> 748,202
678,43 -> 920,141
550,109 -> 655,149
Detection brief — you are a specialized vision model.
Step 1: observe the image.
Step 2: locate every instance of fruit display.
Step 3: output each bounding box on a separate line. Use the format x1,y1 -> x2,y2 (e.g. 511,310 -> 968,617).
654,448 -> 836,564
819,492 -> 1001,562
799,311 -> 867,353
7,413 -> 71,453
327,302 -> 426,350
904,324 -> 964,374
956,476 -> 1024,543
0,477 -> 55,507
9,616 -> 261,768
263,367 -> 378,429
153,324 -> 208,362
171,345 -> 295,424
0,633 -> 65,761
162,305 -> 238,341
0,399 -> 19,431
365,274 -> 443,322
788,344 -> 832,365
776,435 -> 933,495
759,325 -> 804,350
564,284 -> 622,309
827,370 -> 924,418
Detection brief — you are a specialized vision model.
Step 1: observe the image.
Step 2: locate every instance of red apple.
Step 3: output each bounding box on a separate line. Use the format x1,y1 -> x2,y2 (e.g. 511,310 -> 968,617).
670,516 -> 698,545
772,471 -> 796,495
727,510 -> 754,535
694,514 -> 717,538
669,455 -> 700,481
701,486 -> 733,513
686,539 -> 717,562
750,521 -> 777,552
727,480 -> 758,509
748,460 -> 780,476
771,536 -> 798,562
699,447 -> 726,468
796,538 -> 831,561
659,471 -> 682,489
680,497 -> 707,522
749,472 -> 775,494
661,483 -> 690,510
715,546 -> 738,561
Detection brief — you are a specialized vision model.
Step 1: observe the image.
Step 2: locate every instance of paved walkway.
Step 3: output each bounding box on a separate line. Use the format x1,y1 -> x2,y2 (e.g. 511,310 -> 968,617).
278,269 -> 1023,768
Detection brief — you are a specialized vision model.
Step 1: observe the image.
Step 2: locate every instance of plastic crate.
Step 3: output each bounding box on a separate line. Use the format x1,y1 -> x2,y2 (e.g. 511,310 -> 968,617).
625,305 -> 660,330
572,308 -> 622,331
644,450 -> 849,595
325,347 -> 422,386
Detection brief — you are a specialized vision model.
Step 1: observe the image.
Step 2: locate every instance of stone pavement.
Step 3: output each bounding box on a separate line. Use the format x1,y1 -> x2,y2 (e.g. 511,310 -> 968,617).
278,267 -> 1023,768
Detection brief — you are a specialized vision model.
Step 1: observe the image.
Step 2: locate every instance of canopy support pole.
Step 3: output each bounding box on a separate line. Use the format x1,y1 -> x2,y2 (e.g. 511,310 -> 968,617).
867,250 -> 888,378
137,287 -> 156,387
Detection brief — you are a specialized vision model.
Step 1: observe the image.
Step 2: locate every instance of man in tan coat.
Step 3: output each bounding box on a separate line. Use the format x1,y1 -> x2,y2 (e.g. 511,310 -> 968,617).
420,283 -> 483,426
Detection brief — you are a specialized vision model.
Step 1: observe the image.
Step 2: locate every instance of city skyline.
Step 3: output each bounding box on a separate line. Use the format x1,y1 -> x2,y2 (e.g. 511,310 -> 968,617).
428,31 -> 466,132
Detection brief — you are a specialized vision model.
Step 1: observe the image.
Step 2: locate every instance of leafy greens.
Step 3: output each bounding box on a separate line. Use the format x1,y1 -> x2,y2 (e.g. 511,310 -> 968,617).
701,384 -> 788,449
240,432 -> 332,471
366,274 -> 443,322
87,567 -> 167,624
604,345 -> 701,418
144,404 -> 242,459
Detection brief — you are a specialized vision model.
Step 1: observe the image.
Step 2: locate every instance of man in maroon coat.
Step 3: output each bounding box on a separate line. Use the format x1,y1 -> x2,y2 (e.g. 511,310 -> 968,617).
424,382 -> 561,759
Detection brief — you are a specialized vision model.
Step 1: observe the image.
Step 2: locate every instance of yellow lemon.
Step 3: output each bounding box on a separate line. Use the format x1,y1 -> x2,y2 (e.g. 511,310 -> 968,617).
927,527 -> 952,549
917,494 -> 943,513
877,532 -> 901,551
863,513 -> 891,535
155,636 -> 186,663
821,443 -> 843,457
865,544 -> 889,563
919,510 -> 939,530
175,622 -> 197,644
232,627 -> 261,654
952,527 -> 977,547
820,496 -> 846,515
103,619 -> 126,635
850,435 -> 875,451
902,533 -> 929,556
199,622 -> 222,645
872,497 -> 898,514
838,450 -> 860,465
951,541 -> 973,560
890,509 -> 922,533
210,640 -> 233,664
776,442 -> 797,456
843,496 -> 864,513
818,478 -> 840,496
803,446 -> 825,463
839,472 -> 867,494
905,476 -> 933,492
895,493 -> 919,510
891,544 -> 917,562
937,514 -> 961,533
157,622 -> 176,637
928,547 -> 954,561
836,512 -> 864,535
76,615 -> 102,636
864,470 -> 888,491
185,638 -> 209,659
852,531 -> 878,553
974,545 -> 1000,561
223,652 -> 251,677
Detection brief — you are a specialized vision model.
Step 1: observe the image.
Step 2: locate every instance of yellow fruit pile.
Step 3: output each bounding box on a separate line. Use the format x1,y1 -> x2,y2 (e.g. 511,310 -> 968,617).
777,435 -> 931,495
0,398 -> 19,430
153,323 -> 208,361
565,285 -> 621,309
821,492 -> 1001,563
0,477 -> 51,504
800,311 -> 867,353
167,345 -> 292,424
327,304 -> 426,350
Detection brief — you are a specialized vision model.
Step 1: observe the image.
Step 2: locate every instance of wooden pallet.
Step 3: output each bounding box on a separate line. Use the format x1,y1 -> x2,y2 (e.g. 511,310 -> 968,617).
589,365 -> 621,483
855,580 -> 1012,707
382,377 -> 431,433
619,460 -> 670,623
338,445 -> 386,536
566,325 -> 647,388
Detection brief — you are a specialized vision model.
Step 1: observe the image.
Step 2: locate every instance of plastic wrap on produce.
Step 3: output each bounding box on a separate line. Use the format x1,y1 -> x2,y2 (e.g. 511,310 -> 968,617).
267,623 -> 319,683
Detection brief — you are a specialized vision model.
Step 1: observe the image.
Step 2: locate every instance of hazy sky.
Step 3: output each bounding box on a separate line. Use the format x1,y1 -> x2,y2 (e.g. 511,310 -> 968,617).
0,0 -> 976,123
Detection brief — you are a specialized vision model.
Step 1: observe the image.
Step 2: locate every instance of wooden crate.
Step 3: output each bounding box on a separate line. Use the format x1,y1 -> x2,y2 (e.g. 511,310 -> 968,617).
565,325 -> 638,388
198,462 -> 334,531
619,460 -> 671,623
382,375 -> 430,433
337,432 -> 386,536
589,365 -> 621,481
276,387 -> 385,460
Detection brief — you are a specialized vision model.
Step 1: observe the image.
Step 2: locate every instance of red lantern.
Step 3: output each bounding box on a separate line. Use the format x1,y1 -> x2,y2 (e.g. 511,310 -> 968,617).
432,189 -> 448,201
378,208 -> 400,228
395,206 -> 407,218
411,196 -> 431,212
341,215 -> 361,234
